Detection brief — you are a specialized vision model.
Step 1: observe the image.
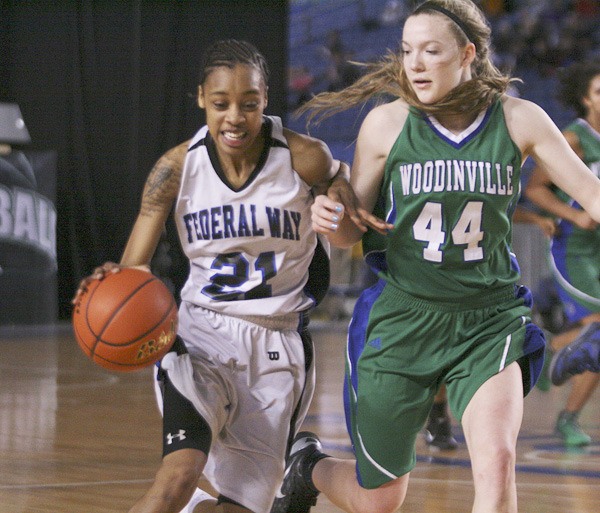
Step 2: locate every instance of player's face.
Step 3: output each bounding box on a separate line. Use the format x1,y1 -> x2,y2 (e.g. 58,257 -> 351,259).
583,74 -> 600,117
401,13 -> 474,104
198,64 -> 268,157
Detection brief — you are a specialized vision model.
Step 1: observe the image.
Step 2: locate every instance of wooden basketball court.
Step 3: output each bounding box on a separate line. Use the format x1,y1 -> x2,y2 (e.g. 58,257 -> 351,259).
1,321 -> 599,512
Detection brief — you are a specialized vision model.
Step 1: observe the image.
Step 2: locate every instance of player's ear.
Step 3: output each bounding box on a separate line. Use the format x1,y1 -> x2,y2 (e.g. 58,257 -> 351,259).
263,86 -> 268,109
197,85 -> 205,109
462,42 -> 476,69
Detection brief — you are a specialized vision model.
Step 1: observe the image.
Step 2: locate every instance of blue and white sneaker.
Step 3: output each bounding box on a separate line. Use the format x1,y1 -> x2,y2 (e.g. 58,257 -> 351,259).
550,322 -> 600,386
271,431 -> 327,513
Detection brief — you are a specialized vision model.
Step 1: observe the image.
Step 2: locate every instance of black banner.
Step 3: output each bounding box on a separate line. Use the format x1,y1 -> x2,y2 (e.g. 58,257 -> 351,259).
0,150 -> 57,324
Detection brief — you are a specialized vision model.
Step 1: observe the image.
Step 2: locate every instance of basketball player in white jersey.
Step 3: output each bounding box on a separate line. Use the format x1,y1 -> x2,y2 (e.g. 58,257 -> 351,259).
73,39 -> 387,513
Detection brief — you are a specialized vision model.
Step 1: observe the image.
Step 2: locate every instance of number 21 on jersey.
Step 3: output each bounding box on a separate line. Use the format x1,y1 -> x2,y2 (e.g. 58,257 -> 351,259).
202,251 -> 277,301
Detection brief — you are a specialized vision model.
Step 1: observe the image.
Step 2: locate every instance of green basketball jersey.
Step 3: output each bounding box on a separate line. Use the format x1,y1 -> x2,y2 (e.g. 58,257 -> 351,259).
363,99 -> 523,301
551,118 -> 600,249
566,118 -> 600,177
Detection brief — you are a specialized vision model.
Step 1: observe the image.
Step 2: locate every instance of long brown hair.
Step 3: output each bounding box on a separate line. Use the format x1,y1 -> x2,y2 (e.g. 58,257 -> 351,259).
297,0 -> 514,126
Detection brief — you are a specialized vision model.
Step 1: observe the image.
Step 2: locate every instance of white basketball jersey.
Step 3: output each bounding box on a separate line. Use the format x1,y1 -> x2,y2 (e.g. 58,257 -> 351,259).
175,116 -> 328,317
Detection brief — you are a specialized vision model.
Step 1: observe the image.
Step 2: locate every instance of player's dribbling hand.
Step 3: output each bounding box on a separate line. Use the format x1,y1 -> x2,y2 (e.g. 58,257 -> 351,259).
71,262 -> 151,305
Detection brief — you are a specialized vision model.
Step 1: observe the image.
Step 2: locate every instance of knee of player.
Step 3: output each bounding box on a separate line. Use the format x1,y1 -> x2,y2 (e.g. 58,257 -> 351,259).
354,485 -> 407,513
472,445 -> 515,487
158,450 -> 205,496
163,474 -> 201,508
358,496 -> 405,513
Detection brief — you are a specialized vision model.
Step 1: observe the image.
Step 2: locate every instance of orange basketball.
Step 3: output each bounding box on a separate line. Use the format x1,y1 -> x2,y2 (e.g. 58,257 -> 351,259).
72,268 -> 178,372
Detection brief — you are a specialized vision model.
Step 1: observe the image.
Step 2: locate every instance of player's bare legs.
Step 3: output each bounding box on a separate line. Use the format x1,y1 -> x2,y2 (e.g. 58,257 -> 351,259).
462,361 -> 523,513
128,450 -> 254,512
312,458 -> 409,513
565,372 -> 600,412
128,449 -> 207,513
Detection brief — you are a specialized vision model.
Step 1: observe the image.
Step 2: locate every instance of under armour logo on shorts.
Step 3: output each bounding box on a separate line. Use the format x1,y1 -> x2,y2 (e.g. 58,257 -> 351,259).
268,351 -> 280,361
166,429 -> 187,444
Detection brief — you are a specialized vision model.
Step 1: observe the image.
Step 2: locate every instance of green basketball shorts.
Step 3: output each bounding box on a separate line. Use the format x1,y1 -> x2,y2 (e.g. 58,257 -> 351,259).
344,280 -> 546,488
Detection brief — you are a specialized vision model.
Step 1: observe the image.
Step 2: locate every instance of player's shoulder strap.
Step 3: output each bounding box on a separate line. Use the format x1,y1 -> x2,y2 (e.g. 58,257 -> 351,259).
187,124 -> 210,152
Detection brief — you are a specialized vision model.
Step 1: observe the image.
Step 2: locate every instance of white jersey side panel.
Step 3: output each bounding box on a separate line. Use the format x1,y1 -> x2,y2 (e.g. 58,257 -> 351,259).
175,116 -> 320,317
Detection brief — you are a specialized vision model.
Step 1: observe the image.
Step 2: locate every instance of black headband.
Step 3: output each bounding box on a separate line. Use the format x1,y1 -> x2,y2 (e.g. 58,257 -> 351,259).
413,2 -> 477,50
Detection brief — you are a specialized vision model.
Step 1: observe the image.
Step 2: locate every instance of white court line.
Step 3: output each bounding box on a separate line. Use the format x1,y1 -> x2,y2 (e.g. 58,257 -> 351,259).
523,449 -> 600,469
409,476 -> 600,490
0,479 -> 153,490
3,477 -> 598,493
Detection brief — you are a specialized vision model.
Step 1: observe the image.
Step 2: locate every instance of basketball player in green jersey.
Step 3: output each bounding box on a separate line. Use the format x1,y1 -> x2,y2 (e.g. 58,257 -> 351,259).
525,60 -> 600,447
270,2 -> 600,513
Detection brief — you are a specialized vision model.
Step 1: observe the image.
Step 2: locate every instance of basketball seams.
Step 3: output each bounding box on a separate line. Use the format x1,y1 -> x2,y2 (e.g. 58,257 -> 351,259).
87,275 -> 157,354
96,294 -> 176,348
91,302 -> 178,370
72,268 -> 178,372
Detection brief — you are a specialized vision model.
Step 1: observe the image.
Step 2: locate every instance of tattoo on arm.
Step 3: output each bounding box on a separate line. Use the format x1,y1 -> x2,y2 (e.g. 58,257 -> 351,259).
140,152 -> 183,217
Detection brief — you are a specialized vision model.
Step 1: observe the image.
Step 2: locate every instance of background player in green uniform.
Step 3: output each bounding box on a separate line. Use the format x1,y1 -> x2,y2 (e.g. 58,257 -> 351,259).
525,60 -> 600,447
271,2 -> 600,513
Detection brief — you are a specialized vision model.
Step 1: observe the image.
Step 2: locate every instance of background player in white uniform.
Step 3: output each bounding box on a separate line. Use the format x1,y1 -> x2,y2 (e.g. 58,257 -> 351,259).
73,39 -> 386,513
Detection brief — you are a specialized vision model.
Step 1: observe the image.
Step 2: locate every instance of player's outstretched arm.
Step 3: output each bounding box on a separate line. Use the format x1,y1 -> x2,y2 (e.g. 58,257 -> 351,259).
312,104 -> 399,248
72,143 -> 187,305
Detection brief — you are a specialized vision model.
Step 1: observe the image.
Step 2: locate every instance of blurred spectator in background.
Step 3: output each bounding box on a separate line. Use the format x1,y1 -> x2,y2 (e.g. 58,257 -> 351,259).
319,29 -> 362,92
479,0 -> 516,17
291,0 -> 600,108
487,0 -> 600,76
378,0 -> 407,27
289,65 -> 315,108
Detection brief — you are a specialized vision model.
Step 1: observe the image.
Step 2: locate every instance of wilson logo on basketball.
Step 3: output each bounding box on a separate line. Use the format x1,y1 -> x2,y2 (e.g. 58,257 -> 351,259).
136,320 -> 177,362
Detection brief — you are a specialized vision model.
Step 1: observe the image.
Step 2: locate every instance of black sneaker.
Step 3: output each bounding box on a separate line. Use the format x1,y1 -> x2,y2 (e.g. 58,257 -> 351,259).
550,322 -> 600,386
424,414 -> 458,451
271,431 -> 325,513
